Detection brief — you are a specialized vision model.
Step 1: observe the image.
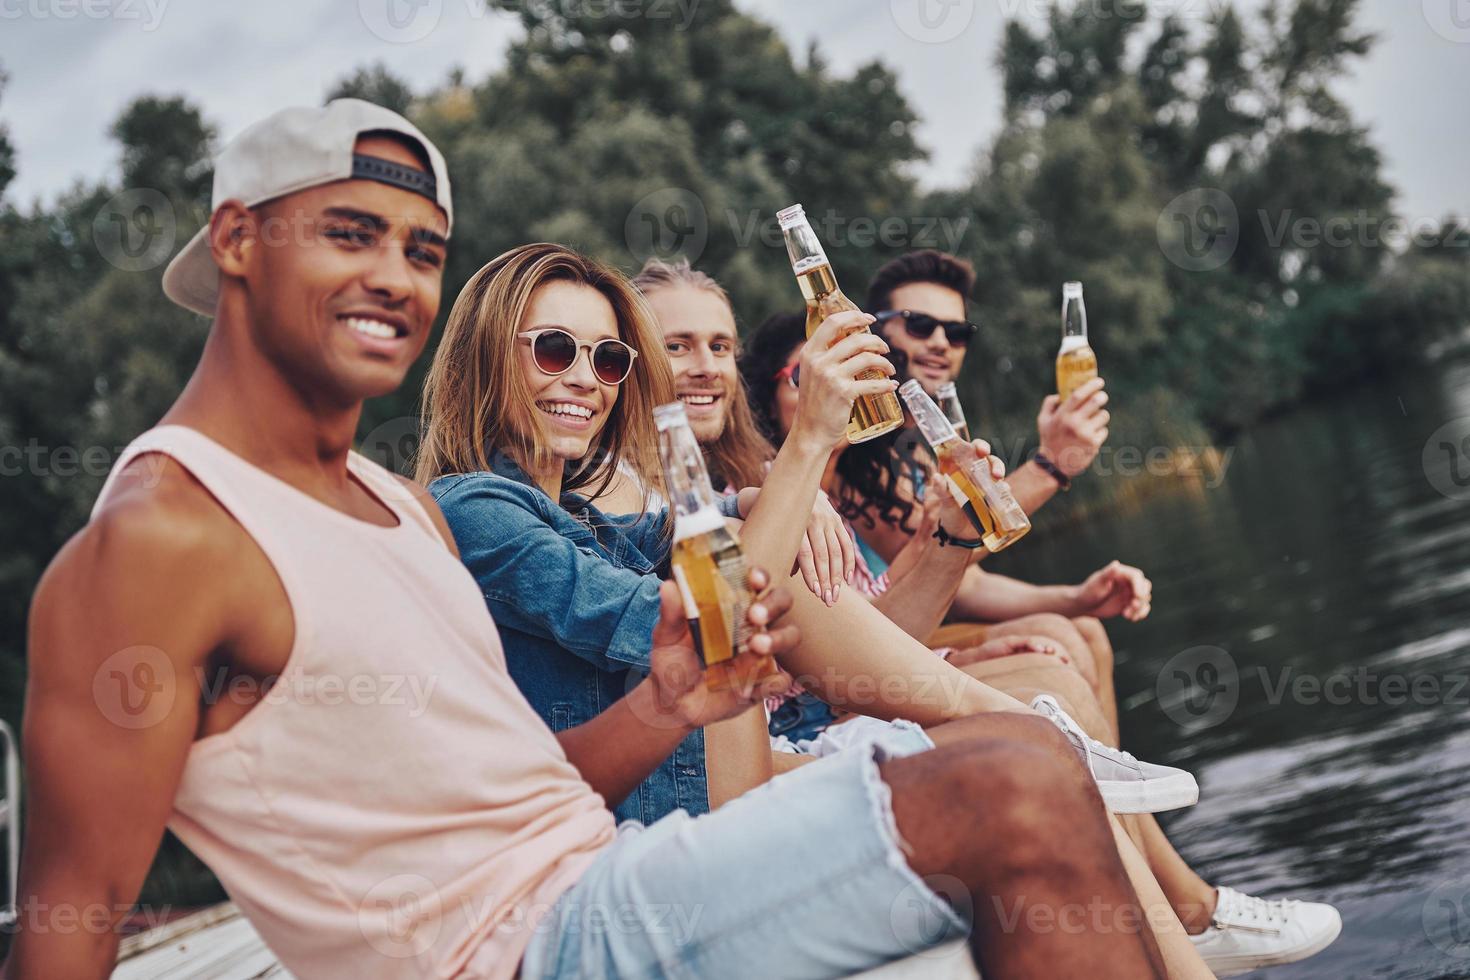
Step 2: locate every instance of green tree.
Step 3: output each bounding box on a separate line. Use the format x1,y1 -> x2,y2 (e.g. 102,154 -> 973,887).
327,61 -> 416,115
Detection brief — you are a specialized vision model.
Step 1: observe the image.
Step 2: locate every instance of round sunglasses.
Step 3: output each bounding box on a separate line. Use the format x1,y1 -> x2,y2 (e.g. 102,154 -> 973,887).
518,327 -> 639,385
875,309 -> 978,347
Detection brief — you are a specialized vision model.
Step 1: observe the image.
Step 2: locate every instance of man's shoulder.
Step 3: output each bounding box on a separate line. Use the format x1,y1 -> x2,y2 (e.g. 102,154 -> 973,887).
92,455 -> 241,559
32,457 -> 244,652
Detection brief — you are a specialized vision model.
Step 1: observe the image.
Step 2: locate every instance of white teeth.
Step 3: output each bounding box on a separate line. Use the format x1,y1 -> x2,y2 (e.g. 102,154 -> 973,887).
542,402 -> 593,420
346,317 -> 399,340
680,394 -> 717,406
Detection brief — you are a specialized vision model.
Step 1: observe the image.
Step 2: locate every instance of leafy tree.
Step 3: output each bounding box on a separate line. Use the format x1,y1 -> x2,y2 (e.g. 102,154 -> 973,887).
327,62 -> 416,115
111,96 -> 215,208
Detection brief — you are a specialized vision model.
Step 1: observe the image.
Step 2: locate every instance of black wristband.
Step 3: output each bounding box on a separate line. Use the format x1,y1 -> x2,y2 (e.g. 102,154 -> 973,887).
933,525 -> 986,550
1033,451 -> 1072,492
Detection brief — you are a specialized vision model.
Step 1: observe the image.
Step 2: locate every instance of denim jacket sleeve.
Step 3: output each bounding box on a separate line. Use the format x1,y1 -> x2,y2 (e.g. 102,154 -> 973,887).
433,474 -> 662,671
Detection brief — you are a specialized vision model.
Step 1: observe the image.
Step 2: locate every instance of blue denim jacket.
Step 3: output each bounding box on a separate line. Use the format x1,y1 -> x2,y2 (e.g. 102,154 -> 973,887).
431,454 -> 740,825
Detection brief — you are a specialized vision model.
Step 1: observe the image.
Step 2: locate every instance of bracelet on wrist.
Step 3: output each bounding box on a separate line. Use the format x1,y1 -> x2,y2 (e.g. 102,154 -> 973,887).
933,525 -> 985,550
1033,451 -> 1072,492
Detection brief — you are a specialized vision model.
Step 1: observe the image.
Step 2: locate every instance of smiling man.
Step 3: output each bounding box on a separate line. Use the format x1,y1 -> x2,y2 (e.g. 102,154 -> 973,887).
4,101 -> 775,980
5,101 -> 1192,980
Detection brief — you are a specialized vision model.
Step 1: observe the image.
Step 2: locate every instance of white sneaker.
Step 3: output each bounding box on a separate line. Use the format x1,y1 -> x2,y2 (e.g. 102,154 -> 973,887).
1030,694 -> 1199,814
1189,886 -> 1342,977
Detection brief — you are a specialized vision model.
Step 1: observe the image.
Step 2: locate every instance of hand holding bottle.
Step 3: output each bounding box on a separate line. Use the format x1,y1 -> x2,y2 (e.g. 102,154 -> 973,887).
787,312 -> 899,453
1037,376 -> 1109,478
646,567 -> 797,730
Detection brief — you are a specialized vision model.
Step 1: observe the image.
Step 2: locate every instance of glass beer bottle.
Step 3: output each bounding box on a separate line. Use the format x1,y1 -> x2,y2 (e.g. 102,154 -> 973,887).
1056,281 -> 1098,403
655,402 -> 776,690
935,382 -> 971,442
777,204 -> 904,443
898,380 -> 1031,553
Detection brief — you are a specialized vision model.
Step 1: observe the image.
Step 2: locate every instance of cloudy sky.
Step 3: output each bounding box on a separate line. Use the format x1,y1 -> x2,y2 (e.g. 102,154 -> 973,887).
1,0 -> 1465,223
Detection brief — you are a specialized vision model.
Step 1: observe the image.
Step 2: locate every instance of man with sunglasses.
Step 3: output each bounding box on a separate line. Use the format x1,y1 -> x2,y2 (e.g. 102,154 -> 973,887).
856,250 -> 1343,974
9,102 -> 1195,980
850,250 -> 1140,689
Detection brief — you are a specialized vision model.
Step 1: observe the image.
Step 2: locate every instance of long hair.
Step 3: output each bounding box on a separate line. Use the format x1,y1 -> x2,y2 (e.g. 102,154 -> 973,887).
631,258 -> 774,490
415,243 -> 675,508
740,310 -> 921,535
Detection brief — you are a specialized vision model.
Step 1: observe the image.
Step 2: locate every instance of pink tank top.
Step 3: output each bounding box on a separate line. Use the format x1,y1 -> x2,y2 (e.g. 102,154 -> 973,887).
94,426 -> 615,979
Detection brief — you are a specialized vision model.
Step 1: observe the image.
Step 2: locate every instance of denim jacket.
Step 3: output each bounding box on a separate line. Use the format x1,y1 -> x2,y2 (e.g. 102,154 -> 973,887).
431,454 -> 740,825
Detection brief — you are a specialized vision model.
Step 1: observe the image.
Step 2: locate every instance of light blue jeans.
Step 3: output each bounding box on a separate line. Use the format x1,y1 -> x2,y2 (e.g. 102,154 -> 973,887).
519,723 -> 968,978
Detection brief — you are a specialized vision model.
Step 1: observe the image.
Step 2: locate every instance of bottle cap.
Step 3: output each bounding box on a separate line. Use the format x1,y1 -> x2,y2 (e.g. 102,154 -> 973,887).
653,401 -> 688,431
898,380 -> 958,447
1063,281 -> 1083,299
776,204 -> 807,230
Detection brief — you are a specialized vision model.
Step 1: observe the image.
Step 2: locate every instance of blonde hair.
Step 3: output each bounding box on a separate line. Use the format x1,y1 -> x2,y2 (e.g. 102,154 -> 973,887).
416,243 -> 675,507
631,258 -> 775,491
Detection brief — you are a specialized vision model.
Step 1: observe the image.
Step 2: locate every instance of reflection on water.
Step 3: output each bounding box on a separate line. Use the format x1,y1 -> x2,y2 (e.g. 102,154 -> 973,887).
992,360 -> 1470,979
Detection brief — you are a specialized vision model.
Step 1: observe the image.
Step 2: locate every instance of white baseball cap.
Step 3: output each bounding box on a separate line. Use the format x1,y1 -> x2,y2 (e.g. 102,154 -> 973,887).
162,98 -> 454,317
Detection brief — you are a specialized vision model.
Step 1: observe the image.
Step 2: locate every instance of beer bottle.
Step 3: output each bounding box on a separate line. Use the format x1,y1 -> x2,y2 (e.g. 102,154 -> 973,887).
898,380 -> 1031,553
1056,281 -> 1098,403
777,204 -> 904,444
655,401 -> 775,690
935,381 -> 971,443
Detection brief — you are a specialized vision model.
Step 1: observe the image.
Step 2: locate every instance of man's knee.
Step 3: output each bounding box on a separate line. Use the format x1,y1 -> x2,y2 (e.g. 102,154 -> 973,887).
943,732 -> 1102,838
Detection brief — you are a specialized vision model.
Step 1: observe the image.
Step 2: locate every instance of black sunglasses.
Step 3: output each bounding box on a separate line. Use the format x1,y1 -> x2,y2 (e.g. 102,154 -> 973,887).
518,328 -> 639,385
875,310 -> 978,347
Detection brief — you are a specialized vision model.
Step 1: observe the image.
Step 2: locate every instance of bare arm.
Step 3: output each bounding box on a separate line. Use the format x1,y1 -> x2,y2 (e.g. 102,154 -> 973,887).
1013,377 -> 1111,513
868,440 -> 1007,639
5,493 -> 229,980
947,565 -> 1082,623
738,313 -> 895,599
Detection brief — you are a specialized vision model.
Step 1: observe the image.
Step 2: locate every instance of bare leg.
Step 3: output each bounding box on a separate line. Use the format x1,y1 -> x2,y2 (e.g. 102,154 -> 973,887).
980,613 -> 1098,690
959,660 -> 1113,744
1106,814 -> 1216,979
1072,616 -> 1119,736
1131,812 -> 1219,935
883,715 -> 1167,979
776,578 -> 1031,722
956,660 -> 1220,939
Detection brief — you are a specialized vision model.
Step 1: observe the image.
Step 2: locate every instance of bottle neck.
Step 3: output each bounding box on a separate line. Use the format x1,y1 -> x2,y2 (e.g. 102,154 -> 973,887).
1062,296 -> 1088,342
658,419 -> 724,541
783,218 -> 834,287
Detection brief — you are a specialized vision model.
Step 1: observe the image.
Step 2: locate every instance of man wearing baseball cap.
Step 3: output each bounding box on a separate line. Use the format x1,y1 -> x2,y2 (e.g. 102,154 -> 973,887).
7,100 -> 1172,979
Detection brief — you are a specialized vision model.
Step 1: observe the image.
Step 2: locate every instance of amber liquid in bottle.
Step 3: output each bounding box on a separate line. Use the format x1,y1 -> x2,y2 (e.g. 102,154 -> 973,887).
795,260 -> 904,443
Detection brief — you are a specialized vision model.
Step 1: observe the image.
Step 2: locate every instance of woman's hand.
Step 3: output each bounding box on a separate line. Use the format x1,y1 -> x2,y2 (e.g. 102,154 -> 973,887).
794,493 -> 856,606
787,312 -> 898,454
947,634 -> 1067,668
646,567 -> 797,730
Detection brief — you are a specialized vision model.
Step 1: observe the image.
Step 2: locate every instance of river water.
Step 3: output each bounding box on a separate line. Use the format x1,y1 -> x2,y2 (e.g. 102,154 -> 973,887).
990,359 -> 1470,978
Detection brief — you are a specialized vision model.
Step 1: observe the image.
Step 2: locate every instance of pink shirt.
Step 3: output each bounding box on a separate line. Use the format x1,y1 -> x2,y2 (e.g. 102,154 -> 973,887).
95,427 -> 616,979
